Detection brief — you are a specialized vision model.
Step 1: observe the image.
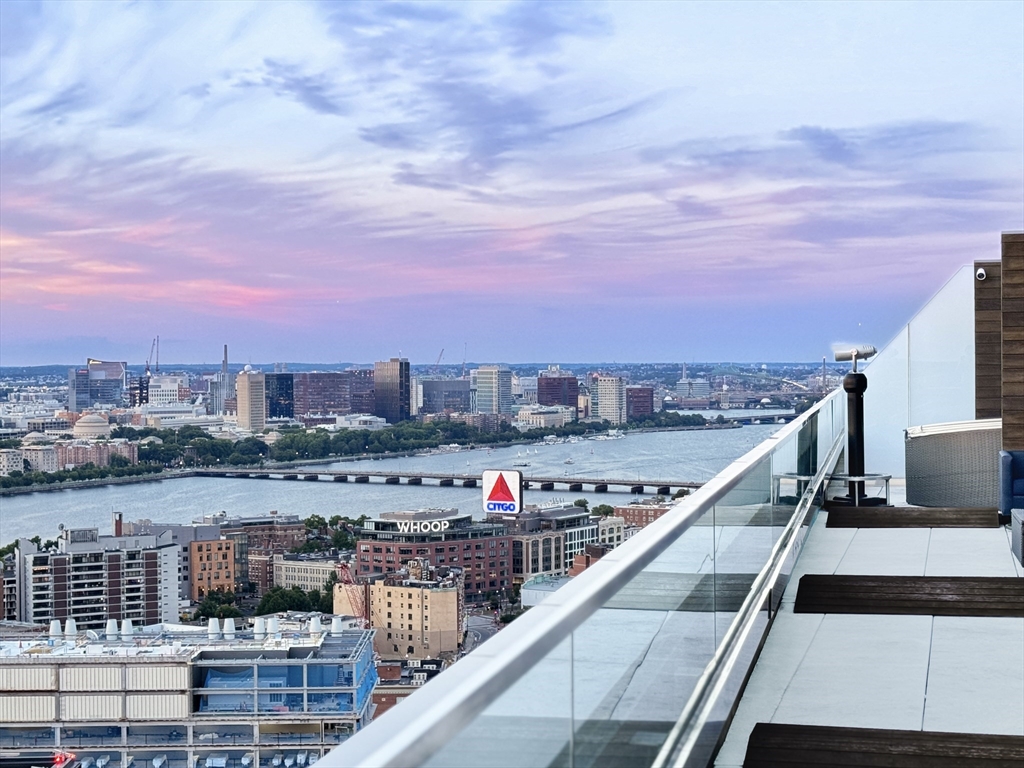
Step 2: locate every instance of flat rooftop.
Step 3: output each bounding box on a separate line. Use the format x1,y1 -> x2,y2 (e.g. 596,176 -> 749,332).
715,482 -> 1024,766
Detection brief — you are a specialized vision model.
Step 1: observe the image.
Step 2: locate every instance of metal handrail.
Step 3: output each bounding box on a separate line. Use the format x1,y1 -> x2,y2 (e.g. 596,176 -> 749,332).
324,389 -> 844,768
652,426 -> 846,768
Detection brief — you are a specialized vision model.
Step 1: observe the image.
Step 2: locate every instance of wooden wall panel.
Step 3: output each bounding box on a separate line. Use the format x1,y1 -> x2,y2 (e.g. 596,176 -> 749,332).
1003,233 -> 1024,450
975,259 -> 1002,419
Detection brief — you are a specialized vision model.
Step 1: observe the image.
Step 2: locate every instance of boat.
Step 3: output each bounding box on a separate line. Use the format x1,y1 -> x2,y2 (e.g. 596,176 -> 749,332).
564,458 -> 574,465
512,461 -> 530,468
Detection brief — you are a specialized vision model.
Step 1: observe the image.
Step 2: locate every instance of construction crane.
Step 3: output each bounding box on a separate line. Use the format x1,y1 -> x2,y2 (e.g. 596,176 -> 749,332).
433,348 -> 444,376
337,563 -> 368,629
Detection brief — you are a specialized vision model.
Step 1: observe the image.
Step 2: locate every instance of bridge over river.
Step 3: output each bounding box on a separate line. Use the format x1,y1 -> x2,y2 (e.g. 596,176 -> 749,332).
193,468 -> 703,495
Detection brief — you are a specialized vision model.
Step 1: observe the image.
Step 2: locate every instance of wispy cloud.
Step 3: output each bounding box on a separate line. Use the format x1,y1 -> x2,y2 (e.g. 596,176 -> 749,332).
0,0 -> 1021,363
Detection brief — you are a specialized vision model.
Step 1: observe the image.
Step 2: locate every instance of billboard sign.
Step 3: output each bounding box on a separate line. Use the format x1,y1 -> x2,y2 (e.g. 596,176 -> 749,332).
482,470 -> 523,514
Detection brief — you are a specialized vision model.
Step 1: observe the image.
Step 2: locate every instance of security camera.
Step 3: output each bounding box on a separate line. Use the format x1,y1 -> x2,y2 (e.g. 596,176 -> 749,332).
976,267 -> 987,281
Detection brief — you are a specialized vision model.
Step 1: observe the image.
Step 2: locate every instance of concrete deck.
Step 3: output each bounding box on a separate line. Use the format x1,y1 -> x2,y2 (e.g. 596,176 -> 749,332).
716,499 -> 1024,767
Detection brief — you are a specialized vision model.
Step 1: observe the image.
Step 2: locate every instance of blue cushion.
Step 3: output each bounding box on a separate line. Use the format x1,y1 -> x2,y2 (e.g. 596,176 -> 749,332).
1014,478 -> 1024,495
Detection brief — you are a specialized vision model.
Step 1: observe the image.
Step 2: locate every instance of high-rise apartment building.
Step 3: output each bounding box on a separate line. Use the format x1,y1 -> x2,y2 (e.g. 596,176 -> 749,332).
537,366 -> 580,408
595,375 -> 626,424
11,527 -> 179,630
475,365 -> 513,414
373,358 -> 410,424
235,365 -> 266,432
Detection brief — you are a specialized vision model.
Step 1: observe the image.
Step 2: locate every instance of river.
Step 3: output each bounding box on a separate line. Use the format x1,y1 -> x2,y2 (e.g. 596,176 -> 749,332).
0,414 -> 787,543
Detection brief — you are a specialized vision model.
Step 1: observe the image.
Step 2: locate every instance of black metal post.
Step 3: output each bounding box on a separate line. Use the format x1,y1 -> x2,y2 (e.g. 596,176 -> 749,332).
844,372 -> 868,504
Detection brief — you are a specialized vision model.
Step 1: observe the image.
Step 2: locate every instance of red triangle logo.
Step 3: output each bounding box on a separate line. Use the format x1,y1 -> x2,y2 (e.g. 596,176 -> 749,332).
487,473 -> 516,502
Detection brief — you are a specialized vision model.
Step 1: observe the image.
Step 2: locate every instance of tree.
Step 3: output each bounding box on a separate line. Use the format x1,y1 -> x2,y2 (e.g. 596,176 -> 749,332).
305,514 -> 328,532
592,504 -> 615,516
572,498 -> 589,511
673,488 -> 690,499
193,589 -> 241,620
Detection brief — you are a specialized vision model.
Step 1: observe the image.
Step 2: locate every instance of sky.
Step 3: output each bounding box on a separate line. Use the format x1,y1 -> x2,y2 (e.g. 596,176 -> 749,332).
1,0 -> 1022,366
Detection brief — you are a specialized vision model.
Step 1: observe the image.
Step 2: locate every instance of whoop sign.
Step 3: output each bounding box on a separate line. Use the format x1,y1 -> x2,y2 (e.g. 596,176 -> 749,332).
396,520 -> 450,533
482,470 -> 523,514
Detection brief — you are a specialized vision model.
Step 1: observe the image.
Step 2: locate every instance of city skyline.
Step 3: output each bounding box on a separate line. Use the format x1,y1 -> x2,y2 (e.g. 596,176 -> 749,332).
1,1 -> 1022,365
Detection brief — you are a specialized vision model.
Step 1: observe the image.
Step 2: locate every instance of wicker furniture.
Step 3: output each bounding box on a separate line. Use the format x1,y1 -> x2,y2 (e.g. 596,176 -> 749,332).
904,419 -> 1001,508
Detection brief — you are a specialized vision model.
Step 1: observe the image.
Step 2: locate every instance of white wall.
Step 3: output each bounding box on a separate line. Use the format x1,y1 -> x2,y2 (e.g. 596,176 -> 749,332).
862,266 -> 976,477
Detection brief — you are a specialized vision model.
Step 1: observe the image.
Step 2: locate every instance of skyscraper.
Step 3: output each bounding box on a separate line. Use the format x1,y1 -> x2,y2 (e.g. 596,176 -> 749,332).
475,366 -> 513,414
265,372 -> 295,418
67,368 -> 91,412
235,366 -> 266,432
595,375 -> 626,424
373,358 -> 410,424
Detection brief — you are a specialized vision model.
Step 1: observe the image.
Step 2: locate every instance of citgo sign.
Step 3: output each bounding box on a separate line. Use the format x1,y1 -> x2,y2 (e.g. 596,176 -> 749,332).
482,470 -> 523,514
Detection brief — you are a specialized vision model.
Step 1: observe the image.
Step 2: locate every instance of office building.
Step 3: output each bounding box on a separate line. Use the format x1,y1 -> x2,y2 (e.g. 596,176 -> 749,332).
419,378 -> 471,414
354,509 -> 511,599
146,374 -> 191,406
235,365 -> 266,432
265,371 -> 295,418
86,358 -> 128,405
274,554 -> 341,592
0,619 -> 377,765
294,372 -> 352,417
676,377 -> 712,399
203,511 -> 306,553
485,502 -> 600,584
349,369 -> 375,414
595,375 -> 626,424
373,358 -> 410,424
66,368 -> 91,412
613,499 -> 672,528
537,367 -> 580,408
11,527 -> 178,629
475,365 -> 513,415
625,385 -> 654,419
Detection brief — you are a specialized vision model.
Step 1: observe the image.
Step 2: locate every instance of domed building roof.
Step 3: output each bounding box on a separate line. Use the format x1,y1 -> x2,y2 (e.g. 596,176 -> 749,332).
73,413 -> 111,439
22,431 -> 50,444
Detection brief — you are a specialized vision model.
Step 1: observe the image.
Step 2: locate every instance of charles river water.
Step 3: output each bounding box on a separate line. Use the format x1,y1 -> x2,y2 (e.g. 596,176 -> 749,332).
0,411 -> 788,544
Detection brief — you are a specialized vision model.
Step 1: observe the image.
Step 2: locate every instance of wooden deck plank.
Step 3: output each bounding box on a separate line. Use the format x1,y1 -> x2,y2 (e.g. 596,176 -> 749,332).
793,575 -> 1024,617
826,508 -> 1000,528
744,723 -> 1024,767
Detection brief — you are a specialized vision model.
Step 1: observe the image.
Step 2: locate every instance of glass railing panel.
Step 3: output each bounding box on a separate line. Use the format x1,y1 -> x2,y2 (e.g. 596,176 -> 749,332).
60,725 -> 123,748
194,725 -> 254,746
421,634 -> 573,768
0,726 -> 56,748
712,449 -> 774,646
566,513 -> 719,767
126,725 -> 187,746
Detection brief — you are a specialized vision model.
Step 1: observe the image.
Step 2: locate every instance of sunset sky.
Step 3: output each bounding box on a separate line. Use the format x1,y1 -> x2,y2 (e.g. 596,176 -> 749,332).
1,1 -> 1022,366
